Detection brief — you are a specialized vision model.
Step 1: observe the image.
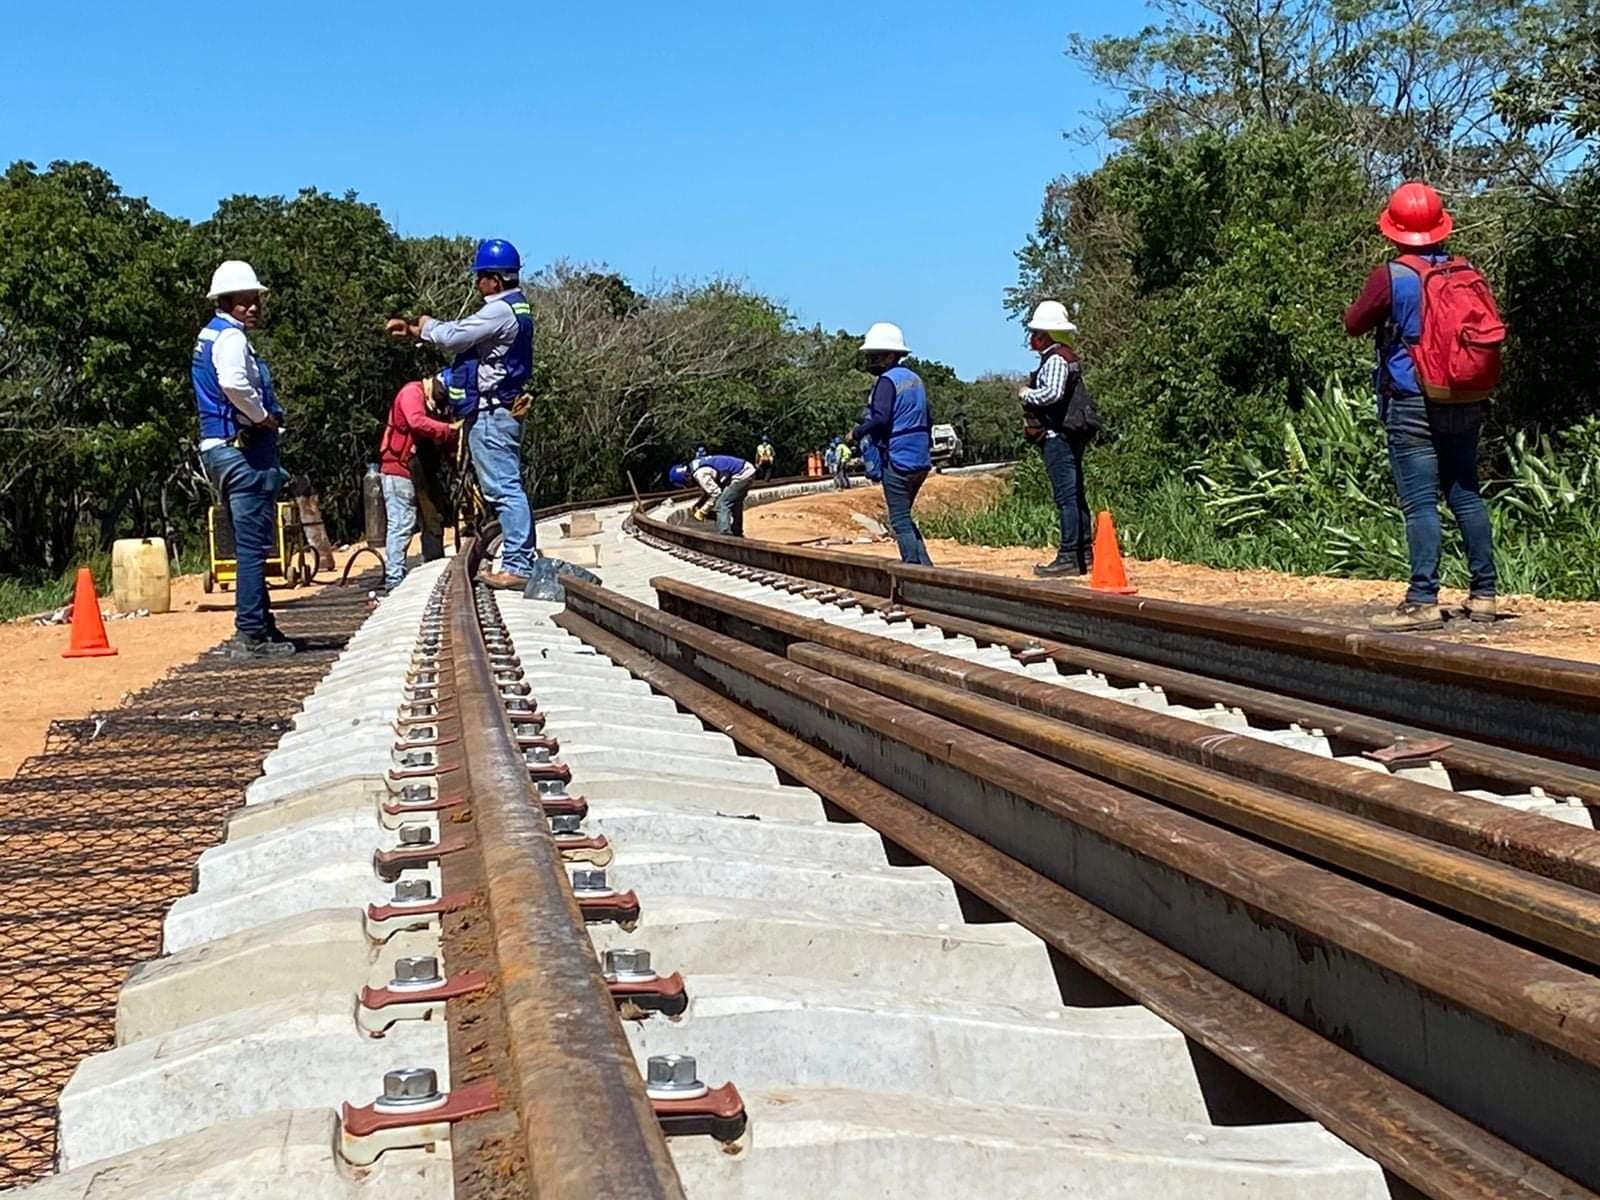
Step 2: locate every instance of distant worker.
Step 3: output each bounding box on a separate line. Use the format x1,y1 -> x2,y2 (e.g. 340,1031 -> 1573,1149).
847,322 -> 932,566
192,260 -> 293,659
823,437 -> 839,478
1019,300 -> 1099,577
833,436 -> 853,490
1344,182 -> 1505,632
387,239 -> 535,590
755,434 -> 776,479
669,453 -> 757,537
377,375 -> 458,594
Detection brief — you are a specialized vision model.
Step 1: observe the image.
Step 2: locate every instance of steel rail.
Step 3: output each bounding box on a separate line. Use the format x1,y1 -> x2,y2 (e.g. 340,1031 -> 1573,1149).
438,548 -> 687,1200
632,507 -> 1600,764
551,596 -> 1596,1200
651,576 -> 1600,898
561,577 -> 1600,1190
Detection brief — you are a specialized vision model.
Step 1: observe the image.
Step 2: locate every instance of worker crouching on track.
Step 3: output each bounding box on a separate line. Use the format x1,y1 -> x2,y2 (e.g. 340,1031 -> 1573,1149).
1020,300 -> 1099,577
192,260 -> 294,660
1344,183 -> 1504,632
848,322 -> 933,566
670,454 -> 758,537
387,239 -> 536,590
377,375 -> 458,594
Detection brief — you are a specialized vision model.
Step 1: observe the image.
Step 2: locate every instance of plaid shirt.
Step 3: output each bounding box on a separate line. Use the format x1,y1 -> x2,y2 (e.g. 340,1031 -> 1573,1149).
1020,352 -> 1074,407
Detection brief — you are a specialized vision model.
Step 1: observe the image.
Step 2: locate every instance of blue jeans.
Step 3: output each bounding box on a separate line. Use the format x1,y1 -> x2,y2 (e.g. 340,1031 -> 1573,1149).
716,474 -> 753,536
1385,400 -> 1497,604
201,437 -> 282,638
380,474 -> 417,591
467,408 -> 535,576
1042,433 -> 1090,564
882,463 -> 933,566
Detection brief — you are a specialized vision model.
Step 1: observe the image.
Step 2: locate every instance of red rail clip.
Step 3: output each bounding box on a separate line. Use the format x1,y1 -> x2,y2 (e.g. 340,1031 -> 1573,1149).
653,1083 -> 747,1142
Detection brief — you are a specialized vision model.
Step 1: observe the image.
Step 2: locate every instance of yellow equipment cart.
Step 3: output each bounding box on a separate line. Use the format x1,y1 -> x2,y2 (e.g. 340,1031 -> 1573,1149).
202,500 -> 319,592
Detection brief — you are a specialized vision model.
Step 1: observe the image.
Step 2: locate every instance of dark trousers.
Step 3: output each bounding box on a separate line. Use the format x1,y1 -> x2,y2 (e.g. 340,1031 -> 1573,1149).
882,463 -> 932,566
716,474 -> 753,537
1384,398 -> 1496,604
202,436 -> 282,638
1042,433 -> 1091,567
412,442 -> 449,562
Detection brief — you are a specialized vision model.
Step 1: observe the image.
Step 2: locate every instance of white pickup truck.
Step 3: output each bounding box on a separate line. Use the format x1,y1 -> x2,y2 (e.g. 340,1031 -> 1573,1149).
930,423 -> 963,468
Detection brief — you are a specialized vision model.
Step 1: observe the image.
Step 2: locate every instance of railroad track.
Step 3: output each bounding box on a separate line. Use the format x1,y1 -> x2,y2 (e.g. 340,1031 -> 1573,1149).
17,477 -> 1600,1199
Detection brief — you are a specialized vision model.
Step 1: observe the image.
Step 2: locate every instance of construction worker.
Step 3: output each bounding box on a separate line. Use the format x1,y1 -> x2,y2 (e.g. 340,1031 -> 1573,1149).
847,322 -> 933,565
755,434 -> 776,479
823,437 -> 839,480
377,375 -> 458,593
1019,300 -> 1094,577
1344,182 -> 1502,631
669,454 -> 758,536
387,239 -> 535,590
192,260 -> 293,659
833,436 -> 853,490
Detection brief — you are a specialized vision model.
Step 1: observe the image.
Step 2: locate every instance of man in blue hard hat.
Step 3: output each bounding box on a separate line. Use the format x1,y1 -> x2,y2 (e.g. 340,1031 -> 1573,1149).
669,454 -> 757,536
388,239 -> 536,589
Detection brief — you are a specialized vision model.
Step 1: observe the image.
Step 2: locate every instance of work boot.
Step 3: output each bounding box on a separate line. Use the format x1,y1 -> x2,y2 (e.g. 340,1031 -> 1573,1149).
1370,601 -> 1446,632
1460,594 -> 1498,623
1034,556 -> 1085,579
222,633 -> 296,660
479,570 -> 529,591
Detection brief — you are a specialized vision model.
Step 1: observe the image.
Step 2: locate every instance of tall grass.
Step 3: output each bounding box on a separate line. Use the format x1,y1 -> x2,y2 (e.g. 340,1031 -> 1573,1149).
922,382 -> 1600,601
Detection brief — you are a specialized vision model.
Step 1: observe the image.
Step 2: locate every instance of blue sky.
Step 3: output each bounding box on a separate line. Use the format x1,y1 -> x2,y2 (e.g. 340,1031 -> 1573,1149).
1,2 -> 1140,376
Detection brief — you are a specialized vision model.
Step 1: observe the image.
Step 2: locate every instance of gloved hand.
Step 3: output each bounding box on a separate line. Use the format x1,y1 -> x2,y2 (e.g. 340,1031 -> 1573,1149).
692,503 -> 712,522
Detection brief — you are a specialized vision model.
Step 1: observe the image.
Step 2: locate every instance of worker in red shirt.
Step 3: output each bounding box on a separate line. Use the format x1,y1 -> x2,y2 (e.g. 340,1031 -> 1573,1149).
378,375 -> 458,592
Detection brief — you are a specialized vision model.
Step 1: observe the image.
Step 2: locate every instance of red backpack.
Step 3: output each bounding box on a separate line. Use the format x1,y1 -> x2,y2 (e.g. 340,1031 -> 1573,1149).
1395,254 -> 1506,403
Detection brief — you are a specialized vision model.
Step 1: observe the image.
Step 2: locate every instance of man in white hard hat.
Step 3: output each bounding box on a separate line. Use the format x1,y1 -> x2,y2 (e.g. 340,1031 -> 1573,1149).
1019,300 -> 1099,577
846,322 -> 934,565
192,260 -> 294,658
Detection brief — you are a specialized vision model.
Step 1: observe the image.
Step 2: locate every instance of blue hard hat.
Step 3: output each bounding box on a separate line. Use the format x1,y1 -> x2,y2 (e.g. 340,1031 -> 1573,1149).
668,464 -> 691,488
472,239 -> 521,276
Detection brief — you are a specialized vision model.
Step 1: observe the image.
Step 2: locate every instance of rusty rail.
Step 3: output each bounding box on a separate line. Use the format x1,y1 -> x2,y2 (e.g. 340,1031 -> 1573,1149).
561,576 -> 1600,1195
632,507 -> 1600,764
652,575 -> 1600,899
437,548 -> 686,1200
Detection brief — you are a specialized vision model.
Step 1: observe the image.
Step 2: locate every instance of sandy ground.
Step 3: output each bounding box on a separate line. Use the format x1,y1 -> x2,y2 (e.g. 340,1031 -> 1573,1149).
0,545 -> 386,781
746,474 -> 1600,664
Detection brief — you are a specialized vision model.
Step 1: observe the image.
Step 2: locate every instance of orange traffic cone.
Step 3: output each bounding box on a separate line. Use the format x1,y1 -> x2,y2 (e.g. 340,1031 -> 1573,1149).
61,567 -> 117,658
1089,511 -> 1137,595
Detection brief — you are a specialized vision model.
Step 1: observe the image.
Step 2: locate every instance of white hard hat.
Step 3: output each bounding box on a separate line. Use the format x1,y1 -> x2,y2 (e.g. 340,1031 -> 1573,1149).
1027,300 -> 1077,333
206,260 -> 268,300
861,322 -> 910,354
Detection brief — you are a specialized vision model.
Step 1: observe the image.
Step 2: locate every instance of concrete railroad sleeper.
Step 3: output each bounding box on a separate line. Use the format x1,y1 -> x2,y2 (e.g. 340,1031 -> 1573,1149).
633,505 -> 1600,768
562,575 -> 1600,1200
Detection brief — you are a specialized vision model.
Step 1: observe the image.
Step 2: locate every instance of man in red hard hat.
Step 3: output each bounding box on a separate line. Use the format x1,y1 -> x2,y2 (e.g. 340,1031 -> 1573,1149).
1344,182 -> 1503,632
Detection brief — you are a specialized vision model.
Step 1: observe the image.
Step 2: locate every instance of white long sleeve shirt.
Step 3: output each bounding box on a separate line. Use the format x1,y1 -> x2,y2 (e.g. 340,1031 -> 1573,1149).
197,317 -> 273,451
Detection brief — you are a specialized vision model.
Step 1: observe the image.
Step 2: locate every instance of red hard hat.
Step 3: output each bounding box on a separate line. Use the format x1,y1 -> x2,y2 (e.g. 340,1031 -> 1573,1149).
1378,181 -> 1453,247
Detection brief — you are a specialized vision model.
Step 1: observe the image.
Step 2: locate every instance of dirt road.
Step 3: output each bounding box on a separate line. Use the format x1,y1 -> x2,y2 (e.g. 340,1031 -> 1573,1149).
746,475 -> 1600,664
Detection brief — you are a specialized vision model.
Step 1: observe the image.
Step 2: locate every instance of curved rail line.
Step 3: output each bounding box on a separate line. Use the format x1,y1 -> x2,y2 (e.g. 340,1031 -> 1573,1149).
24,474 -> 1600,1200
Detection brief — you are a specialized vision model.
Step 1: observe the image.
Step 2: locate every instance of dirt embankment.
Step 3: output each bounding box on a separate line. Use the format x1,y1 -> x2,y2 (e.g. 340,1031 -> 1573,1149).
2,548 -> 381,781
745,474 -> 1600,664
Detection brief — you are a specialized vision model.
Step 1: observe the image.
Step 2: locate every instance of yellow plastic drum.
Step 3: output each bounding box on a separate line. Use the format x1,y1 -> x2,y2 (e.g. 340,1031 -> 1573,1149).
111,537 -> 172,614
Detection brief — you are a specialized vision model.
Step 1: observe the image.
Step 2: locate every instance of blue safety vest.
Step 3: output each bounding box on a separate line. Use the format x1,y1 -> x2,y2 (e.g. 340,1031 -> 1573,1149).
881,365 -> 931,472
191,315 -> 280,441
1377,255 -> 1447,399
444,290 -> 534,417
693,454 -> 753,486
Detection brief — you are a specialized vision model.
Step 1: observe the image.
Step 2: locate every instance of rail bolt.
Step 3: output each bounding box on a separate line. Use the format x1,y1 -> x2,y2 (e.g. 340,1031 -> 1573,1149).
506,697 -> 534,713
646,1055 -> 708,1100
570,868 -> 614,897
376,1067 -> 445,1111
391,878 -> 435,906
390,955 -> 444,990
525,745 -> 552,764
550,813 -> 584,836
396,784 -> 433,805
603,948 -> 657,982
398,824 -> 434,847
538,778 -> 569,798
